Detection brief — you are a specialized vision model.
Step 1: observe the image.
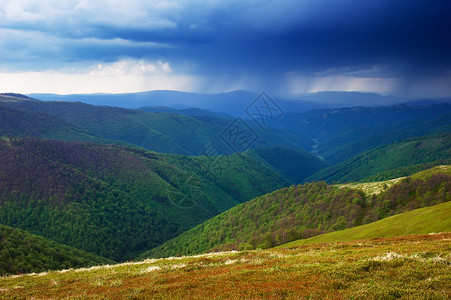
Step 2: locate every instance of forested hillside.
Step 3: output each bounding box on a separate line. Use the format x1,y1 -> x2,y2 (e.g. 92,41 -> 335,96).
319,113 -> 451,164
0,105 -> 124,145
0,96 -> 311,155
271,104 -> 451,140
138,106 -> 233,119
244,147 -> 327,183
270,104 -> 451,164
141,170 -> 450,258
282,201 -> 451,248
305,133 -> 451,183
3,95 -> 451,167
1,93 -> 450,273
0,137 -> 294,261
0,224 -> 111,275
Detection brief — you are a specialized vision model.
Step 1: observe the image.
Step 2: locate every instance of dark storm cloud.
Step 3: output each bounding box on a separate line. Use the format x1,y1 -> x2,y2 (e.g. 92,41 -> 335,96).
165,0 -> 451,77
1,0 -> 450,95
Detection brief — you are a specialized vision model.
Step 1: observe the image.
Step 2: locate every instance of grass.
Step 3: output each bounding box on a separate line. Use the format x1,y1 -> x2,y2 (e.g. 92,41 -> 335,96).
410,164 -> 451,180
336,176 -> 406,195
280,201 -> 451,248
0,233 -> 449,299
336,164 -> 451,196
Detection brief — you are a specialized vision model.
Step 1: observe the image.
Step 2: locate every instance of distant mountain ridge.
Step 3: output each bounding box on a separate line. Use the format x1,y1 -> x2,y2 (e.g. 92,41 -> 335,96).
319,113 -> 451,164
0,93 -> 33,100
270,104 -> 451,140
27,90 -> 436,115
137,106 -> 233,119
268,103 -> 451,163
305,133 -> 451,183
0,95 -> 312,155
2,93 -> 451,167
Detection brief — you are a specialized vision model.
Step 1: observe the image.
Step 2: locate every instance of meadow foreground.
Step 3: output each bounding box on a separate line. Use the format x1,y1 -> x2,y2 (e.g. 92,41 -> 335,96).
0,233 -> 449,299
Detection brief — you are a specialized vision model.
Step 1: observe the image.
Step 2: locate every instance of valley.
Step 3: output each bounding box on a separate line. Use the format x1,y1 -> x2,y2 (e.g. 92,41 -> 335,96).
0,92 -> 449,298
2,1 -> 451,298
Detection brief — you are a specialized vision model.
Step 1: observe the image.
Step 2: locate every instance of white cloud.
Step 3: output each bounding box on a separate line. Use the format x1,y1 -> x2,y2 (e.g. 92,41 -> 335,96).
0,0 -> 180,30
89,59 -> 172,76
72,0 -> 178,29
0,0 -> 309,32
0,59 -> 199,94
2,0 -> 43,22
73,37 -> 170,49
0,28 -> 170,72
0,1 -> 449,98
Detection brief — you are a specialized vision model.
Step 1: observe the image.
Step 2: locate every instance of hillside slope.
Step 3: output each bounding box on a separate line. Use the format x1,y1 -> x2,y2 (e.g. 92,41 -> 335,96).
245,147 -> 327,184
271,104 -> 451,140
320,113 -> 451,164
305,133 -> 451,183
138,106 -> 233,119
281,201 -> 451,247
0,224 -> 112,275
0,104 -> 127,146
0,96 -> 311,155
1,233 -> 449,299
269,104 -> 451,165
0,137 -> 292,261
139,169 -> 450,259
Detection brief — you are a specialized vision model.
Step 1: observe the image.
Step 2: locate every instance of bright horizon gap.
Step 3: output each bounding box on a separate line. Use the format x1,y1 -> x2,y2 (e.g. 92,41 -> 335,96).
2,72 -> 451,99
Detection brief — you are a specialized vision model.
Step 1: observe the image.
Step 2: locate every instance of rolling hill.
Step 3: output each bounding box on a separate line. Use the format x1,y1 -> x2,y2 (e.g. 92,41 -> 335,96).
271,104 -> 451,140
139,167 -> 450,259
269,103 -> 451,164
0,104 -> 128,146
244,147 -> 327,184
281,201 -> 451,248
0,95 -> 312,155
5,94 -> 450,166
0,224 -> 112,275
0,137 -> 325,261
336,164 -> 451,194
304,133 -> 451,183
319,112 -> 451,164
1,232 -> 448,299
1,92 -> 449,280
137,106 -> 233,119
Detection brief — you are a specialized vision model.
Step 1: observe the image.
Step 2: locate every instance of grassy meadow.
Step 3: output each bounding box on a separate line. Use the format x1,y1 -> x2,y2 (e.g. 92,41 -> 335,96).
0,232 -> 449,299
282,201 -> 451,248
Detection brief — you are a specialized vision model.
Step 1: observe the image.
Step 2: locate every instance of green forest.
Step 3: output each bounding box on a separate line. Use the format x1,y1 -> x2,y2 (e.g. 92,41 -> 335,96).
141,171 -> 450,258
305,133 -> 451,183
0,97 -> 310,155
0,94 -> 450,276
0,137 -> 322,261
0,224 -> 111,275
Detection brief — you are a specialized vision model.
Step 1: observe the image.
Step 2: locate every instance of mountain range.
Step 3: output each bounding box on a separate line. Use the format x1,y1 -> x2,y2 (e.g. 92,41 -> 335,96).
0,94 -> 311,156
28,90 -> 448,115
0,137 -> 325,261
0,92 -> 449,279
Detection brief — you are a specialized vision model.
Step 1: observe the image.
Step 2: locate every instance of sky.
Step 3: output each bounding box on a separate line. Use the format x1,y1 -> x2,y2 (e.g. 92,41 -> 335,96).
0,0 -> 451,98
